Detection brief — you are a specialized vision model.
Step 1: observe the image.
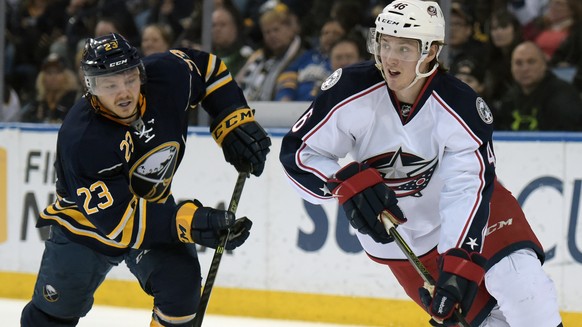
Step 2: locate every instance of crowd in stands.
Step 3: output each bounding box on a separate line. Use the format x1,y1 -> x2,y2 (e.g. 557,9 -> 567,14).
2,0 -> 582,131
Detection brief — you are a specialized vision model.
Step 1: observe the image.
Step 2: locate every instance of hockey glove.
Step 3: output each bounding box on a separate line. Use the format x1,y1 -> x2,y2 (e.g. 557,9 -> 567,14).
211,107 -> 271,177
175,199 -> 252,250
418,248 -> 487,326
327,162 -> 406,244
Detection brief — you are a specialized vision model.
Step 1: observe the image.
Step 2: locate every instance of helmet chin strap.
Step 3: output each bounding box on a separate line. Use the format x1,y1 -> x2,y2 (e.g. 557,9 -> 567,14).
402,55 -> 439,90
89,94 -> 144,124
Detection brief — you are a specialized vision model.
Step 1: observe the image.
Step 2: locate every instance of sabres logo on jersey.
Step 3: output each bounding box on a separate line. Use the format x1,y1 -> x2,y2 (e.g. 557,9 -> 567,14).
129,142 -> 179,201
365,147 -> 438,197
43,284 -> 59,302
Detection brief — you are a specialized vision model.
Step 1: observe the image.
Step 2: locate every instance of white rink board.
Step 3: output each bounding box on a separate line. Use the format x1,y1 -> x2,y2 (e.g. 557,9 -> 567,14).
1,125 -> 582,314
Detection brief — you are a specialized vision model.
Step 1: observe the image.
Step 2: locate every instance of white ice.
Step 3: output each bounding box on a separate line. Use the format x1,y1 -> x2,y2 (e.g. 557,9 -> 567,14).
3,298 -> 366,326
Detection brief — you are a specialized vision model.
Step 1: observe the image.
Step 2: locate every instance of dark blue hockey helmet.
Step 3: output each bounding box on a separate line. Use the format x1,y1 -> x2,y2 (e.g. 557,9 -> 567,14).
81,33 -> 145,93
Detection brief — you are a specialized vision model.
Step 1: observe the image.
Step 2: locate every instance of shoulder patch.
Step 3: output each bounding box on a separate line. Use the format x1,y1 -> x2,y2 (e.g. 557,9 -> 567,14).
476,97 -> 493,124
321,68 -> 342,91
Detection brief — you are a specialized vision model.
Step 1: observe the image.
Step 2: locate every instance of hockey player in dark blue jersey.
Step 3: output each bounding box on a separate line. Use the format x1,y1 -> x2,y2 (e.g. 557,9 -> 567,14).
20,33 -> 271,326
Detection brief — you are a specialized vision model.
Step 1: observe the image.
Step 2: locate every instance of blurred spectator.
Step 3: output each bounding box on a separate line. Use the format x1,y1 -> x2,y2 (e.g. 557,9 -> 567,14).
63,0 -> 140,67
1,84 -> 22,122
275,19 -> 345,101
94,16 -> 122,37
211,1 -> 254,77
141,23 -> 174,57
330,0 -> 367,43
329,34 -> 367,71
526,0 -> 582,61
19,54 -> 80,123
146,0 -> 196,43
549,12 -> 582,92
236,3 -> 304,101
484,9 -> 524,111
7,0 -> 69,104
451,57 -> 487,96
497,41 -> 582,131
507,0 -> 549,26
448,2 -> 488,67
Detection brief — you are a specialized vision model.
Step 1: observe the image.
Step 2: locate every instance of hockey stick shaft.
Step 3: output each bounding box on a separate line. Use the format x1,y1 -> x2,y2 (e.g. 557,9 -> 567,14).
380,213 -> 471,327
192,172 -> 248,327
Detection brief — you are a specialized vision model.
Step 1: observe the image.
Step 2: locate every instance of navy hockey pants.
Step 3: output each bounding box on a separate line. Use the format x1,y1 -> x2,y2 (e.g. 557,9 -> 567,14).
21,225 -> 201,326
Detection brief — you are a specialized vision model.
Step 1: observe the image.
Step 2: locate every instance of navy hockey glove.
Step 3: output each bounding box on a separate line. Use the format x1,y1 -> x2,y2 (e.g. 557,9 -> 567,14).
211,107 -> 271,177
418,248 -> 487,326
327,162 -> 406,244
175,199 -> 252,250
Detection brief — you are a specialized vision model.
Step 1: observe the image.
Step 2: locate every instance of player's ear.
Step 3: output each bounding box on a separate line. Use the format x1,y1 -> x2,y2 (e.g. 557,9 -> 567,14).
426,44 -> 438,62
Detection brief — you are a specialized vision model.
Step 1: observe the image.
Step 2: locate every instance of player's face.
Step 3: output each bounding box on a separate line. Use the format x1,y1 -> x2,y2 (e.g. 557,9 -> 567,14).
94,68 -> 141,121
378,35 -> 425,91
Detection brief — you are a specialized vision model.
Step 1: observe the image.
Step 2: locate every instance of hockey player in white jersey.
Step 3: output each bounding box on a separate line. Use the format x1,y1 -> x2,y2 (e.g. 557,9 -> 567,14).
280,1 -> 563,326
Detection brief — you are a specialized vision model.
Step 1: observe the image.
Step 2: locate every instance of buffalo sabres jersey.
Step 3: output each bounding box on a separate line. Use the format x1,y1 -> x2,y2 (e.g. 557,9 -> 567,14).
280,61 -> 498,260
38,49 -> 250,256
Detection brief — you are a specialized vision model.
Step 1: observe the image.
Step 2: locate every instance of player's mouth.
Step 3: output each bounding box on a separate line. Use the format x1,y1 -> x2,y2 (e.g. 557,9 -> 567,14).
387,69 -> 401,77
117,99 -> 133,108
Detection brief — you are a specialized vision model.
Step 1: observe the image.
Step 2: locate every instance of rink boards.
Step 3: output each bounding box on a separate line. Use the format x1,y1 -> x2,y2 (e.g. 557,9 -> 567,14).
1,123 -> 581,326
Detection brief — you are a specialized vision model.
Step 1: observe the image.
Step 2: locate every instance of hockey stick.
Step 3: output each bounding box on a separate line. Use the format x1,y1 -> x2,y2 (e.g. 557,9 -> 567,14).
380,212 -> 471,327
192,172 -> 248,327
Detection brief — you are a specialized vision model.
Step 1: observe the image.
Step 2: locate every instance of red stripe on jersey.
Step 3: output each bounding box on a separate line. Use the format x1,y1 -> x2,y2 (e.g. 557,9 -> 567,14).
302,82 -> 385,141
432,92 -> 483,147
295,143 -> 328,181
454,150 -> 486,249
432,92 -> 487,248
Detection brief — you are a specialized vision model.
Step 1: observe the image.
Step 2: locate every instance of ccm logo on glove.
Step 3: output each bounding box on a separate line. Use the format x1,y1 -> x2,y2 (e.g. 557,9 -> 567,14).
212,108 -> 254,145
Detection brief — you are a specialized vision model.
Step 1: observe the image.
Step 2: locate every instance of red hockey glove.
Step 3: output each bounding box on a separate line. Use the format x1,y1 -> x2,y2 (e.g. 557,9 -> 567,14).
327,162 -> 406,244
211,107 -> 271,177
418,248 -> 487,326
175,199 -> 252,250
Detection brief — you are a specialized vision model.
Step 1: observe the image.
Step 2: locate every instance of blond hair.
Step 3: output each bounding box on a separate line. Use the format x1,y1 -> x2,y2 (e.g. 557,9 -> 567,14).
35,69 -> 80,102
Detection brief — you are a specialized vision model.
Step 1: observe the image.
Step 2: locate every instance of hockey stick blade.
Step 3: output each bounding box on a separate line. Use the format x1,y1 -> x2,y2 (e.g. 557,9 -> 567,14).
192,172 -> 248,327
380,213 -> 471,327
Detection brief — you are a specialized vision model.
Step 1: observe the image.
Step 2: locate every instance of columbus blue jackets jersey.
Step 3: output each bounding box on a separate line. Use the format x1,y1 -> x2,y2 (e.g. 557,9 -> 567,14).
38,49 -> 250,256
280,61 -> 499,259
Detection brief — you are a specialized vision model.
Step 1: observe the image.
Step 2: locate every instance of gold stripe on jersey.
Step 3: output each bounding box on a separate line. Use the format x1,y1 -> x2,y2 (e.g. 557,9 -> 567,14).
131,199 -> 147,248
205,73 -> 233,97
40,208 -> 129,249
216,60 -> 227,75
153,306 -> 196,325
205,54 -> 217,82
107,196 -> 138,239
40,198 -> 146,249
46,202 -> 96,228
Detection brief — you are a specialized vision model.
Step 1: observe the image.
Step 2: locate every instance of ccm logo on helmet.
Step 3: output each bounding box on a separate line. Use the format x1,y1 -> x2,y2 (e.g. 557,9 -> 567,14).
109,59 -> 128,67
380,18 -> 399,25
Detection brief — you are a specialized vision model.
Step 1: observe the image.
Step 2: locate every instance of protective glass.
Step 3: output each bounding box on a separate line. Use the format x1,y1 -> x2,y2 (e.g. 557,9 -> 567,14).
86,68 -> 143,96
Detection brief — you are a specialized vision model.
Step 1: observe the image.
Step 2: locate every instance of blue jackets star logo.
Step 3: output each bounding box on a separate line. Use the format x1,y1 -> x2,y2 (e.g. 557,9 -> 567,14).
465,237 -> 479,250
364,147 -> 438,198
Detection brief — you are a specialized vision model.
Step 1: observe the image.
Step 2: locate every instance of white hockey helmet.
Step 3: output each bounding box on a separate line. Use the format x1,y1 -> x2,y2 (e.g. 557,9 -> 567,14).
369,0 -> 445,86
